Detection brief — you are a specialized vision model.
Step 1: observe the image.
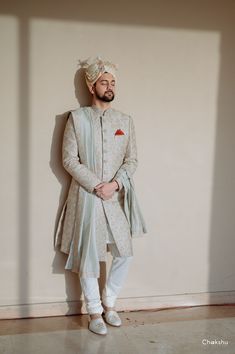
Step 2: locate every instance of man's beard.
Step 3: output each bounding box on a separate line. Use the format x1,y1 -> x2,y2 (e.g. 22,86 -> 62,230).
95,89 -> 115,102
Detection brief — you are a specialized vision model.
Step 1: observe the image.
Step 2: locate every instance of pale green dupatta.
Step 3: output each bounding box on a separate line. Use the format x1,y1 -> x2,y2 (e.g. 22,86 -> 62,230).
120,172 -> 147,237
65,108 -> 147,278
65,108 -> 100,278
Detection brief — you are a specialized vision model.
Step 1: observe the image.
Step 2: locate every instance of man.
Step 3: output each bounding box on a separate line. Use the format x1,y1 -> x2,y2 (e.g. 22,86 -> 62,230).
55,57 -> 146,335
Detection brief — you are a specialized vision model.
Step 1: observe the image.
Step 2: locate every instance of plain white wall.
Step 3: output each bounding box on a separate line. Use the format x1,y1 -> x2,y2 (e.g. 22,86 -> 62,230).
1,0 -> 235,317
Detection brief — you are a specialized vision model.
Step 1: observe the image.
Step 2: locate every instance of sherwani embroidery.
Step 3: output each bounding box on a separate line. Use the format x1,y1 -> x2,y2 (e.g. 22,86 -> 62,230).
55,105 -> 146,277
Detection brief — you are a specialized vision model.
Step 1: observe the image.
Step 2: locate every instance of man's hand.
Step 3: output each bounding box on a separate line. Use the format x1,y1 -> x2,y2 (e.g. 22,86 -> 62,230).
94,181 -> 119,200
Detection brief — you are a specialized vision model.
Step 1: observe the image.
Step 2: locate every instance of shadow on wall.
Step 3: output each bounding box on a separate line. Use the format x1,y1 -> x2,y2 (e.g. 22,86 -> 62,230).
51,69 -> 90,253
49,68 -> 100,314
1,0 -> 234,315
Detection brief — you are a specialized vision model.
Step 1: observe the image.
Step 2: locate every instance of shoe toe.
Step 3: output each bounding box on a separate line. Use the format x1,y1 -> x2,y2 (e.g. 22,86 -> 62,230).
89,318 -> 107,335
104,311 -> 122,327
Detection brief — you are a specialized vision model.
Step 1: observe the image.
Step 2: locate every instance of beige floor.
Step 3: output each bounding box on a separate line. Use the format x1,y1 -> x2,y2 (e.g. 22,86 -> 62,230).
0,305 -> 235,354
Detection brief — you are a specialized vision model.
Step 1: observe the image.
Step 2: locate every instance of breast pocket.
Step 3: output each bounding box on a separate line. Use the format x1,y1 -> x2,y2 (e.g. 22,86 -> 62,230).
113,134 -> 128,154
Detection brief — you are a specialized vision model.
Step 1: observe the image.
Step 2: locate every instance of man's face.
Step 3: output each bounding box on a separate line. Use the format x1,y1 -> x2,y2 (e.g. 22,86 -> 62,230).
92,72 -> 116,102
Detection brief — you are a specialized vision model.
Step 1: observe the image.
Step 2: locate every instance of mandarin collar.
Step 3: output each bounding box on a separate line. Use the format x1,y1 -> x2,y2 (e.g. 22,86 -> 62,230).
91,104 -> 112,116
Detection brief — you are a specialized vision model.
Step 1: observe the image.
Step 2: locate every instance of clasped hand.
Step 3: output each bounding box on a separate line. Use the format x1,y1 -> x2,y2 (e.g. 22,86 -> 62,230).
94,181 -> 118,200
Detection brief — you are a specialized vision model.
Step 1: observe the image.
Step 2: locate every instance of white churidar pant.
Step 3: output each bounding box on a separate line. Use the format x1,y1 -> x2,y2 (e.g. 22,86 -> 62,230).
80,244 -> 133,314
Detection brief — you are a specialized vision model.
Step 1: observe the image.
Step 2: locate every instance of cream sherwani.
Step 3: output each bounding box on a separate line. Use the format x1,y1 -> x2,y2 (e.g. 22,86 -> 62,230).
55,105 -> 138,272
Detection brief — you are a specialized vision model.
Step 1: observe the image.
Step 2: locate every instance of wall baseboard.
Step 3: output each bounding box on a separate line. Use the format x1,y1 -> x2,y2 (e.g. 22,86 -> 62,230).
1,291 -> 235,320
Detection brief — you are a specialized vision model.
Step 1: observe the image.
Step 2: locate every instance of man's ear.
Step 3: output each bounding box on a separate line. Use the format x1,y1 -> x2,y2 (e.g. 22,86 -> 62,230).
88,84 -> 95,95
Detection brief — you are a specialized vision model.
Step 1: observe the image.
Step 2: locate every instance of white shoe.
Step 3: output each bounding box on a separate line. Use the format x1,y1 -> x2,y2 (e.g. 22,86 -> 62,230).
89,318 -> 107,335
104,310 -> 122,327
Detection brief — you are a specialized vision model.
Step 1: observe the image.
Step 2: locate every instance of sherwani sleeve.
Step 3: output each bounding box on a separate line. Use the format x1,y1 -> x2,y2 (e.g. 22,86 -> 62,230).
112,116 -> 138,190
62,114 -> 101,193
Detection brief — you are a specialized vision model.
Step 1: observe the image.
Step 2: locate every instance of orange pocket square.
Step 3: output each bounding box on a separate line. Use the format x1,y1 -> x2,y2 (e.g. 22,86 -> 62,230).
115,129 -> 125,136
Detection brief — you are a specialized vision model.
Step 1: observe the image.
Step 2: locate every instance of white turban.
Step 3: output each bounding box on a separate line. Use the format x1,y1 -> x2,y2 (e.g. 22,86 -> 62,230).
78,56 -> 118,89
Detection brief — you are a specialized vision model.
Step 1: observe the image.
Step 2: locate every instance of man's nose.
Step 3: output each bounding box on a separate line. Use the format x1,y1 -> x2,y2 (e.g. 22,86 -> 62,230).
106,82 -> 113,89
